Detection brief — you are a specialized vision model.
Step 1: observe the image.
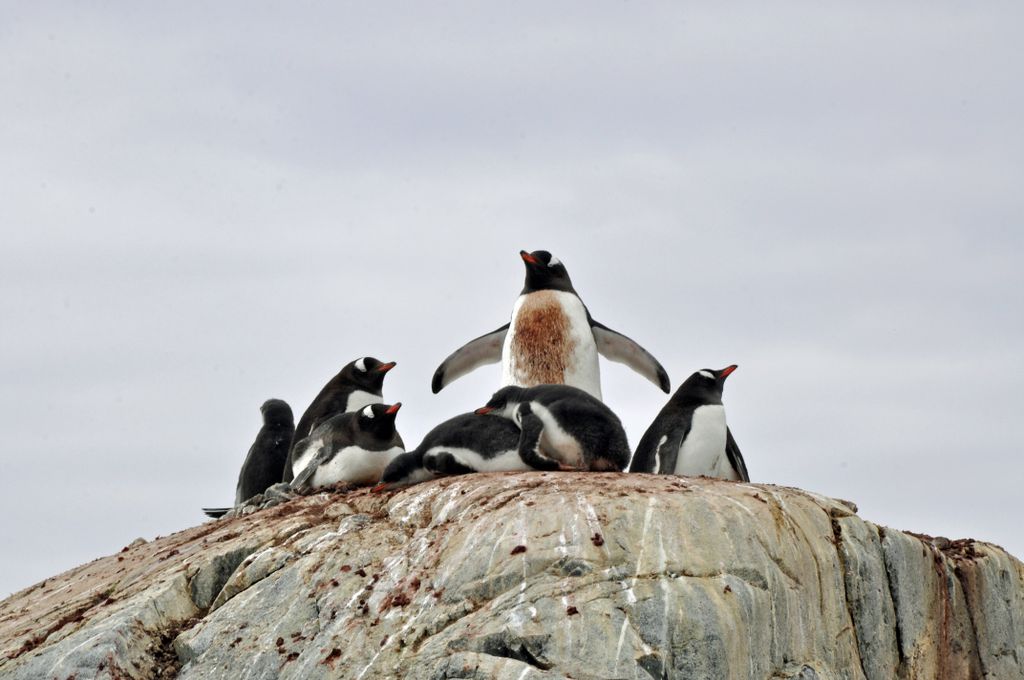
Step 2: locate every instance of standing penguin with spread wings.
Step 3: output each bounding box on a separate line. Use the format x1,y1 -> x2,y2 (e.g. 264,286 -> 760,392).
432,250 -> 670,400
630,365 -> 749,482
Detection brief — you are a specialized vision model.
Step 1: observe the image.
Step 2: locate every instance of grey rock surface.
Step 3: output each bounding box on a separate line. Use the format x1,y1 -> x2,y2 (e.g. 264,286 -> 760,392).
1,472 -> 1021,679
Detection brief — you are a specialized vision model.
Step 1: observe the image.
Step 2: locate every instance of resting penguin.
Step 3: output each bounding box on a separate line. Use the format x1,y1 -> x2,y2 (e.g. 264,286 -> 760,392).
290,403 -> 405,491
202,399 -> 294,518
476,384 -> 631,472
283,356 -> 396,482
431,250 -> 670,400
375,412 -> 529,490
629,365 -> 749,482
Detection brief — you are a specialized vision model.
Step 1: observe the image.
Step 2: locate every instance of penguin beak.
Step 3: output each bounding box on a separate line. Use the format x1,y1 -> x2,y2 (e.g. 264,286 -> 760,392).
376,361 -> 396,373
371,482 -> 392,493
475,406 -> 494,415
520,250 -> 539,265
718,365 -> 738,380
385,403 -> 401,415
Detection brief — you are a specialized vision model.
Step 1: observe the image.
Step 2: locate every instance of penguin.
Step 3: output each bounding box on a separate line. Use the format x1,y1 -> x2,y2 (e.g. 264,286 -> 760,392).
629,365 -> 749,482
375,412 -> 529,490
431,250 -> 670,400
202,399 -> 294,519
475,384 -> 631,472
290,402 -> 405,491
283,356 -> 396,482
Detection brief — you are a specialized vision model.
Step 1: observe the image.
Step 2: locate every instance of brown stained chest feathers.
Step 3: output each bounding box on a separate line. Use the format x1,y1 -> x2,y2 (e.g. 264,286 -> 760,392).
509,291 -> 577,386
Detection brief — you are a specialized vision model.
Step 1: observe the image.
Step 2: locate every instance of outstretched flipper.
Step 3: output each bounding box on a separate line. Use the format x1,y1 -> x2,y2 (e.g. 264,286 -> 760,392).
432,324 -> 509,393
202,507 -> 230,518
725,427 -> 749,482
590,319 -> 670,393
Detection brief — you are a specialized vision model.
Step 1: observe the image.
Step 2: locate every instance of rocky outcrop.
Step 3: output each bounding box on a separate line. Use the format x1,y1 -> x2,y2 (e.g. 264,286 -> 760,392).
1,473 -> 1022,679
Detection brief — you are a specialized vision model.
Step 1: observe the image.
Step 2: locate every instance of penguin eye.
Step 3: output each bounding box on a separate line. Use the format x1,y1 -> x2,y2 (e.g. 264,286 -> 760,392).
548,256 -> 561,267
355,358 -> 368,372
362,405 -> 375,419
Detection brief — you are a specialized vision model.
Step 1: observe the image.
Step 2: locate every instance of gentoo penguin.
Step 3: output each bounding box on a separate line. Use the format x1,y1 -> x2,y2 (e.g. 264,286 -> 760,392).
476,384 -> 631,472
283,356 -> 396,482
629,365 -> 749,482
290,403 -> 405,491
375,412 -> 529,490
431,250 -> 670,400
202,399 -> 294,519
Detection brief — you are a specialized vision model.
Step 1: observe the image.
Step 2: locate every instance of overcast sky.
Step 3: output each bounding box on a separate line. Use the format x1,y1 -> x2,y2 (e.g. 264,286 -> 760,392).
2,3 -> 1022,597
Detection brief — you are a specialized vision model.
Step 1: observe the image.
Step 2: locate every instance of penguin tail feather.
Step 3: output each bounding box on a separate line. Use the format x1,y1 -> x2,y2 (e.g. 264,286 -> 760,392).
202,507 -> 231,518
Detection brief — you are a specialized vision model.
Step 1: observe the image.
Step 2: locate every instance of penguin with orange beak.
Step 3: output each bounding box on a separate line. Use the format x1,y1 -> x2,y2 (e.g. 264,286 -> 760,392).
630,365 -> 749,481
284,356 -> 397,482
290,402 -> 405,491
431,250 -> 669,400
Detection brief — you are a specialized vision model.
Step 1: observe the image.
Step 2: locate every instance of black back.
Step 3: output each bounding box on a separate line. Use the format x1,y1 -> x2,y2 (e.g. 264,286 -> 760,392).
284,356 -> 394,481
236,399 -> 294,504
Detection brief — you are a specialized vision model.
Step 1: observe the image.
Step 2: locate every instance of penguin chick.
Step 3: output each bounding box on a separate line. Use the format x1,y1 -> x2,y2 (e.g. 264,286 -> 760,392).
290,402 -> 405,491
376,412 -> 529,491
629,365 -> 749,482
476,384 -> 631,472
283,356 -> 396,482
202,398 -> 294,519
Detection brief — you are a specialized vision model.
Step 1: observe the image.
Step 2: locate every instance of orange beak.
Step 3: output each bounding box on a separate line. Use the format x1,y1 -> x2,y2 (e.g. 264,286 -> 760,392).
371,483 -> 388,493
475,406 -> 494,415
385,403 -> 402,415
719,365 -> 738,379
520,250 -> 539,265
376,361 -> 396,373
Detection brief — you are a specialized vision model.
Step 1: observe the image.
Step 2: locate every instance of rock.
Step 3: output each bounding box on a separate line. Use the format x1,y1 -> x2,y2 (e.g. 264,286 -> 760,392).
1,473 -> 1021,679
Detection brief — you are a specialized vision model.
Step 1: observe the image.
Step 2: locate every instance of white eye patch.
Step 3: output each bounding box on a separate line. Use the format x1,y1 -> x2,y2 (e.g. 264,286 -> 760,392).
355,357 -> 367,372
548,256 -> 561,267
699,370 -> 715,380
362,405 -> 375,418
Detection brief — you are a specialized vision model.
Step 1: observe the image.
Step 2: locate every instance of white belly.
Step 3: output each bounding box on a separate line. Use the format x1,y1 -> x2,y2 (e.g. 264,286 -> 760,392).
501,290 -> 601,399
310,445 -> 405,488
675,405 -> 733,479
345,390 -> 382,412
423,446 -> 532,473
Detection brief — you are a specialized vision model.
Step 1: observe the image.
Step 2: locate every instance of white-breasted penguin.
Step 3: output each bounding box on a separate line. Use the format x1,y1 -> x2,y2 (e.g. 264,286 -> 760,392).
283,356 -> 396,482
375,412 -> 528,490
431,250 -> 670,400
476,384 -> 632,472
629,365 -> 749,482
290,403 -> 405,491
202,398 -> 294,518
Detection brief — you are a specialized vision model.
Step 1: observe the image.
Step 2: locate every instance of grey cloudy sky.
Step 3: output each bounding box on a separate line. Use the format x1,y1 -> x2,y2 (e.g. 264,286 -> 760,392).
2,3 -> 1022,597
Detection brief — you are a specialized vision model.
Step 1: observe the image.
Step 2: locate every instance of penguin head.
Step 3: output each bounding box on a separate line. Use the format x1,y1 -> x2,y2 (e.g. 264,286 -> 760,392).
356,402 -> 402,440
678,365 -> 738,403
342,356 -> 397,393
475,386 -> 524,419
520,250 -> 575,294
260,399 -> 294,426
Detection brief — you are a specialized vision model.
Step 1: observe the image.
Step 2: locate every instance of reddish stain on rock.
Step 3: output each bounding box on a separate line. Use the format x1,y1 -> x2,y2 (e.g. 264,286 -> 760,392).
591,533 -> 605,546
510,545 -> 527,555
566,606 -> 579,616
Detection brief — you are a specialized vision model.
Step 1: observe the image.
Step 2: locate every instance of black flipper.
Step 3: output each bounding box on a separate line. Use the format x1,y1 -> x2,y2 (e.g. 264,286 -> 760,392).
655,425 -> 689,475
431,323 -> 509,393
515,404 -> 561,471
424,451 -> 476,476
290,445 -> 336,492
725,427 -> 749,482
590,319 -> 670,393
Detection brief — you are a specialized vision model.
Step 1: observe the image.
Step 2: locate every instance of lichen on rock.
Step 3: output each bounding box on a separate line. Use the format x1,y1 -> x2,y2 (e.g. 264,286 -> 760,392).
1,473 -> 1022,679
